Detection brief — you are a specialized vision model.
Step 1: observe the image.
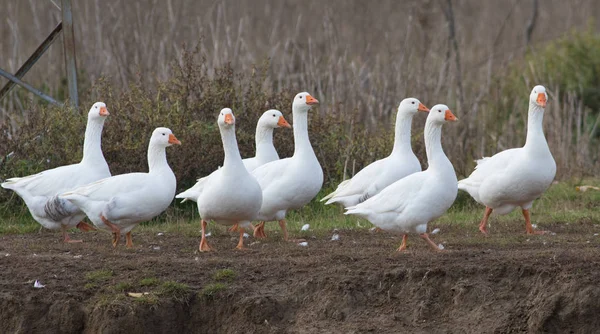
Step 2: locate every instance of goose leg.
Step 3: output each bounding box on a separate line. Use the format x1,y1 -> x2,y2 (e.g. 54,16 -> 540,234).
228,224 -> 239,232
100,215 -> 121,247
420,233 -> 442,252
396,234 -> 408,251
125,232 -> 134,248
199,220 -> 212,252
523,209 -> 547,235
278,219 -> 289,241
235,227 -> 246,250
479,207 -> 493,235
62,225 -> 83,243
76,221 -> 96,232
279,220 -> 306,242
253,221 -> 267,238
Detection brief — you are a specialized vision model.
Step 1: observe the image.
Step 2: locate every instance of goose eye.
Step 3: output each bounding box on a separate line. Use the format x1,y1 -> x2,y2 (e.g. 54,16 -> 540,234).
438,110 -> 442,113
298,96 -> 303,99
412,101 -> 415,104
95,106 -> 98,109
162,133 -> 165,136
273,114 -> 276,117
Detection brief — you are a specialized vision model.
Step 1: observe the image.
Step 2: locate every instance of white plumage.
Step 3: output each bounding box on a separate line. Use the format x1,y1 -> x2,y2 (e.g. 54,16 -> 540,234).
251,92 -> 323,240
1,102 -> 110,242
175,109 -> 289,203
345,104 -> 458,252
322,98 -> 429,207
458,85 -> 555,234
194,108 -> 263,251
61,127 -> 180,248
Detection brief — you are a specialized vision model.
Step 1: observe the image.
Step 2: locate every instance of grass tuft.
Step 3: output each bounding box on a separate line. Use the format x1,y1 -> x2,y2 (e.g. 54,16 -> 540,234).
200,283 -> 227,298
112,282 -> 133,292
213,269 -> 237,282
159,281 -> 191,303
85,270 -> 114,283
139,277 -> 161,287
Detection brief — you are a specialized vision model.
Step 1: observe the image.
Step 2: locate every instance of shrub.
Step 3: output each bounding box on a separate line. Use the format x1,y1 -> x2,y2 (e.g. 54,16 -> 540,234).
0,44 -> 393,217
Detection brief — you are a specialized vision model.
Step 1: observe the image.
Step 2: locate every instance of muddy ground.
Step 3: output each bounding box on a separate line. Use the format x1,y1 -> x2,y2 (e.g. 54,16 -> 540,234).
1,221 -> 599,334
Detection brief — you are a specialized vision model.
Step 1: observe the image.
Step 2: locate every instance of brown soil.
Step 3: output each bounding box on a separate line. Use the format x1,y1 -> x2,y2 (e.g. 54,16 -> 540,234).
1,221 -> 599,334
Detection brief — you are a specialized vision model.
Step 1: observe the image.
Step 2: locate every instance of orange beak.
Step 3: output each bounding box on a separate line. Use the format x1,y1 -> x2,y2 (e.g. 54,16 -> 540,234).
537,93 -> 547,108
305,95 -> 319,105
444,110 -> 458,122
224,113 -> 234,125
99,106 -> 109,116
277,116 -> 291,128
168,133 -> 181,145
417,103 -> 430,112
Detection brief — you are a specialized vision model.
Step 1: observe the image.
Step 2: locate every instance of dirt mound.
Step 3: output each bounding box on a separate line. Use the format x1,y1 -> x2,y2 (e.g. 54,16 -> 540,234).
1,227 -> 599,333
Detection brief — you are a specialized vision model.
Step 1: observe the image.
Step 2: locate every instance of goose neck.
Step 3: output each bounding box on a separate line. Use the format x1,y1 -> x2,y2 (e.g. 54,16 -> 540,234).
391,113 -> 415,156
292,109 -> 315,158
221,126 -> 244,171
255,124 -> 277,161
147,144 -> 170,174
524,102 -> 548,151
81,117 -> 107,165
424,121 -> 449,169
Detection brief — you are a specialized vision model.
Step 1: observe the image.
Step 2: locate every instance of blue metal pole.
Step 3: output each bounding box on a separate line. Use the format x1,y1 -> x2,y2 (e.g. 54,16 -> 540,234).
0,67 -> 63,107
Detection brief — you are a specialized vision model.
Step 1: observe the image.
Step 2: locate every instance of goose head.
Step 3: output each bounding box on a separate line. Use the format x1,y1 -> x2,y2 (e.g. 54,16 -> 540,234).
218,108 -> 236,129
428,104 -> 458,125
292,92 -> 319,113
398,97 -> 429,115
88,102 -> 109,121
530,85 -> 547,108
258,109 -> 291,129
150,127 -> 181,147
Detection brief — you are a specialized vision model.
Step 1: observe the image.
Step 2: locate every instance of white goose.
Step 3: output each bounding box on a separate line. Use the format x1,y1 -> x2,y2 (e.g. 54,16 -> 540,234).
243,109 -> 291,171
61,127 -> 180,248
195,108 -> 263,251
175,109 -> 290,203
345,105 -> 458,252
322,98 -> 429,207
1,102 -> 110,243
458,85 -> 555,235
252,92 -> 322,240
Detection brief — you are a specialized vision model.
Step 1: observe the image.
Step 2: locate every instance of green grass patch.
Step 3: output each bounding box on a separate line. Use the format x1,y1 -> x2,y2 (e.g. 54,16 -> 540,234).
84,283 -> 98,290
159,281 -> 191,303
112,282 -> 133,292
139,277 -> 161,287
85,269 -> 114,283
133,294 -> 160,309
213,269 -> 237,282
200,282 -> 227,297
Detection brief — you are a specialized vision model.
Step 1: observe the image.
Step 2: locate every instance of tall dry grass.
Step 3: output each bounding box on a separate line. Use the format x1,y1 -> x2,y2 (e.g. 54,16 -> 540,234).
1,0 -> 600,181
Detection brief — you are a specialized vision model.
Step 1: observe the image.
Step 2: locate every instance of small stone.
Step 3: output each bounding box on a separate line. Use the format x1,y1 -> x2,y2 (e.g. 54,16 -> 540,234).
73,255 -> 82,259
243,233 -> 250,238
205,232 -> 212,237
431,228 -> 440,234
157,232 -> 164,236
298,241 -> 308,247
438,244 -> 445,250
301,224 -> 310,231
331,234 -> 340,241
152,246 -> 161,251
